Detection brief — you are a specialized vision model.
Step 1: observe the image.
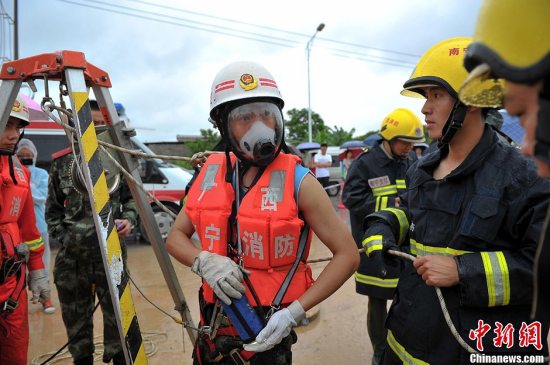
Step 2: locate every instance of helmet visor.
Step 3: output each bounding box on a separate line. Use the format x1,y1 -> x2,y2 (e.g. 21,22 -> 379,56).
459,63 -> 505,108
227,102 -> 283,164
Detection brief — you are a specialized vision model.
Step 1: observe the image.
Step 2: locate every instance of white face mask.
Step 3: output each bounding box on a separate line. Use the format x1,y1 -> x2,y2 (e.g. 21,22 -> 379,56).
239,120 -> 276,158
227,101 -> 283,165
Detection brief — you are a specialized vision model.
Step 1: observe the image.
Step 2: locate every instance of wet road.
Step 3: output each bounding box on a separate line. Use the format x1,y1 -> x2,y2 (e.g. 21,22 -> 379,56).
28,197 -> 375,364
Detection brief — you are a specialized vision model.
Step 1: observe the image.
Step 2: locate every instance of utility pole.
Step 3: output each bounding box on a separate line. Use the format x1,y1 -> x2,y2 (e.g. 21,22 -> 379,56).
13,0 -> 18,60
306,23 -> 325,143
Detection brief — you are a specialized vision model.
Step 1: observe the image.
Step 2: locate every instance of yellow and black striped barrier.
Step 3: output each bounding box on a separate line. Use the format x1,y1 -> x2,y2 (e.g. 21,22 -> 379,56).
68,68 -> 147,365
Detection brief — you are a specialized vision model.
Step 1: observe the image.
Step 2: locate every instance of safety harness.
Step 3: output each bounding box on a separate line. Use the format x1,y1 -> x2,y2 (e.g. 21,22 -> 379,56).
195,160 -> 310,365
0,229 -> 27,313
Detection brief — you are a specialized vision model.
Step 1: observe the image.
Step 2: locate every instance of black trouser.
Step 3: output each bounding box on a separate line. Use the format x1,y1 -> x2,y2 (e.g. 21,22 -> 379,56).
317,176 -> 330,189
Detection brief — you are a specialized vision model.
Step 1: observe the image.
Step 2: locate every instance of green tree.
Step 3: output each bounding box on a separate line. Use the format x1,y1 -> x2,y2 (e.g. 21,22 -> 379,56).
326,125 -> 356,146
285,108 -> 327,144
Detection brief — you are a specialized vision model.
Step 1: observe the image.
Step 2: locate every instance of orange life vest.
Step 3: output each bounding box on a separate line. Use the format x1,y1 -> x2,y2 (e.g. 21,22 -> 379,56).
1,156 -> 31,251
185,152 -> 314,306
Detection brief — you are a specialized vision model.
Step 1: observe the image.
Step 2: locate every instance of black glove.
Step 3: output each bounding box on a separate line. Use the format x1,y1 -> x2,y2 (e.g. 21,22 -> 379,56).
362,222 -> 401,278
362,222 -> 399,257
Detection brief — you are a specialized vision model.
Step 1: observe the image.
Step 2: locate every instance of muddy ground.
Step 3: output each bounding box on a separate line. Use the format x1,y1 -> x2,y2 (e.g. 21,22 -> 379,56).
28,200 -> 376,364
28,197 -> 550,364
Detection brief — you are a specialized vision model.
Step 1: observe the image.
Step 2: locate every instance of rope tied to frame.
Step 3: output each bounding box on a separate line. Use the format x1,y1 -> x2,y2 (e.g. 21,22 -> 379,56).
41,100 -> 222,219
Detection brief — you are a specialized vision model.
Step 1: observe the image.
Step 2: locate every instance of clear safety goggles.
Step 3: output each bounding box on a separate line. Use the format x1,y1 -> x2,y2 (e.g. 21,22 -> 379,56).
228,102 -> 283,130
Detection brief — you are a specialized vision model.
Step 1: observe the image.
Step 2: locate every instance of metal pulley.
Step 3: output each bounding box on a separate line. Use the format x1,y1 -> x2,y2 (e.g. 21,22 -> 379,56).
70,128 -> 121,195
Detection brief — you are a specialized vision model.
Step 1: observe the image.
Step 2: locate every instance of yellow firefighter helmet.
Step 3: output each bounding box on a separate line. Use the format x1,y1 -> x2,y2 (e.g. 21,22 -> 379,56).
402,37 -> 472,99
460,0 -> 550,107
379,108 -> 425,143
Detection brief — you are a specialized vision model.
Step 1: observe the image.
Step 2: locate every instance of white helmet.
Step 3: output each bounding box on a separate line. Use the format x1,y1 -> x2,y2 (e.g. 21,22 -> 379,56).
209,61 -> 286,166
209,61 -> 284,125
10,95 -> 30,126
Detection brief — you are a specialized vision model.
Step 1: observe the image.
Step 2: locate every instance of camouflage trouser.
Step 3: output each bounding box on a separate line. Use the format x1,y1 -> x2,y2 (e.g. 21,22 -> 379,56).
53,240 -> 127,363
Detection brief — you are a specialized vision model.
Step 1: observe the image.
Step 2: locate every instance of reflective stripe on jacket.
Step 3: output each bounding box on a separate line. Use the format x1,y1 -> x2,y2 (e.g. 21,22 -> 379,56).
381,126 -> 550,363
342,142 -> 415,299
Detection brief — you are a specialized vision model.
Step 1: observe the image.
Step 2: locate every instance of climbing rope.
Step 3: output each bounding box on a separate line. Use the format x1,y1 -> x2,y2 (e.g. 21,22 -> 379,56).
31,333 -> 167,364
308,247 -> 478,354
41,100 -> 221,220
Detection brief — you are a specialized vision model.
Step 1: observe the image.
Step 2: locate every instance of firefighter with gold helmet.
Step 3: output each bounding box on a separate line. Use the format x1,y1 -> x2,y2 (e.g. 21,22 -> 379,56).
342,107 -> 423,365
0,95 -> 51,365
460,0 -> 550,324
166,61 -> 359,365
362,37 -> 550,363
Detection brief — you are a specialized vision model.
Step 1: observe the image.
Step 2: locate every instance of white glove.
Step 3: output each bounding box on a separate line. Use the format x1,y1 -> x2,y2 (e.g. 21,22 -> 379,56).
243,300 -> 305,353
29,269 -> 51,304
191,251 -> 247,305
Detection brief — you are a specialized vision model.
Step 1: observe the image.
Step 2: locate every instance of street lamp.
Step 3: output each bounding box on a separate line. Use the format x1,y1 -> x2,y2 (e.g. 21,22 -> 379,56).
306,23 -> 325,143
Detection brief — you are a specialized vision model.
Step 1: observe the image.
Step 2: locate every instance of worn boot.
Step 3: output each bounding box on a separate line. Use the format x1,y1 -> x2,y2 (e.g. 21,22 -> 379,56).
74,355 -> 94,365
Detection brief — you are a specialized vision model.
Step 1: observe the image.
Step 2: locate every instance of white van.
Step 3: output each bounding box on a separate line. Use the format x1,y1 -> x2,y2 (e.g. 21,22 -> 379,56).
24,115 -> 192,243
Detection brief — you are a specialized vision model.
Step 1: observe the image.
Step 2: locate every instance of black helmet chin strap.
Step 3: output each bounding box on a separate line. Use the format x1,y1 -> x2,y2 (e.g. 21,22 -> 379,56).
438,100 -> 468,147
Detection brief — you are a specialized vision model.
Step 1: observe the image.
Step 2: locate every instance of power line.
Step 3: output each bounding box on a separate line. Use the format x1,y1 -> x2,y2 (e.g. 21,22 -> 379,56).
132,0 -> 307,38
60,0 -> 301,48
327,50 -> 415,69
130,0 -> 420,59
58,0 -> 418,68
318,45 -> 416,68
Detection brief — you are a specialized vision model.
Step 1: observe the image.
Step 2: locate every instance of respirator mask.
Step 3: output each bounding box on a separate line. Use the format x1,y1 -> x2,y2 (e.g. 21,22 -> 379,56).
227,101 -> 283,166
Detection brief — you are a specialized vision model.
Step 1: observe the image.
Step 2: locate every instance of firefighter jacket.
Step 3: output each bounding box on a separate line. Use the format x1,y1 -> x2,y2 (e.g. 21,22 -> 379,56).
342,143 -> 415,299
185,152 -> 314,306
369,126 -> 550,363
0,154 -> 44,302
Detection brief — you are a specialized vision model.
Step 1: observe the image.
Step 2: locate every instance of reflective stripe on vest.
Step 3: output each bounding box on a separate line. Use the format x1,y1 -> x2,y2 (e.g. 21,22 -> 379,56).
355,272 -> 398,288
185,153 -> 233,258
387,330 -> 430,365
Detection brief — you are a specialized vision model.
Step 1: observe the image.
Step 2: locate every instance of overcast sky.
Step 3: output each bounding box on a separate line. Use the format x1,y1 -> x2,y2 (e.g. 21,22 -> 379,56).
8,0 -> 482,142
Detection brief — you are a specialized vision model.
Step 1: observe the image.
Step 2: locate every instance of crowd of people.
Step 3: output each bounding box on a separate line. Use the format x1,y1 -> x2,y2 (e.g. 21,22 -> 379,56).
0,0 -> 549,364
